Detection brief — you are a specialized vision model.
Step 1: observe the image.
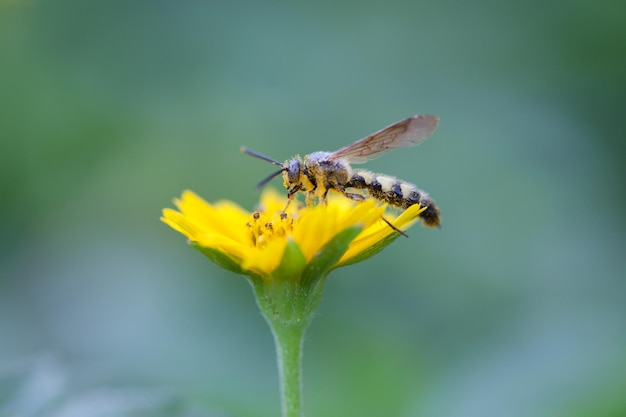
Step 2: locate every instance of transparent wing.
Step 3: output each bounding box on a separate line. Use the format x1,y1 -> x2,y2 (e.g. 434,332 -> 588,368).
328,114 -> 439,164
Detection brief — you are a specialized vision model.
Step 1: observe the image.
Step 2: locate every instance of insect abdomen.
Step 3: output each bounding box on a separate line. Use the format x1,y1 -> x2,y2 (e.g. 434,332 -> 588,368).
346,170 -> 440,227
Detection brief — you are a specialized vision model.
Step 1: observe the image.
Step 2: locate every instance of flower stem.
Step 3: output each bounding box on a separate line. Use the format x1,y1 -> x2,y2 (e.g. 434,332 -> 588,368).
272,320 -> 306,417
252,277 -> 325,417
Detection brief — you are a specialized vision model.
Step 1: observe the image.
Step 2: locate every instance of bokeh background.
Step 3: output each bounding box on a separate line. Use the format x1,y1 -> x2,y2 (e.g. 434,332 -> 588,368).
1,0 -> 625,416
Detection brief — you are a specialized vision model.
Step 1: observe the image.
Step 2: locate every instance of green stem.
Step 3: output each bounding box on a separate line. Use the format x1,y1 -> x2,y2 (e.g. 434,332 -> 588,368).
272,320 -> 306,417
252,277 -> 324,417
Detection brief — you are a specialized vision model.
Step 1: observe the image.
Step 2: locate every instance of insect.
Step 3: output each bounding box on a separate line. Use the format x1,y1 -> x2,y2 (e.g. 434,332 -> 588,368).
241,114 -> 441,228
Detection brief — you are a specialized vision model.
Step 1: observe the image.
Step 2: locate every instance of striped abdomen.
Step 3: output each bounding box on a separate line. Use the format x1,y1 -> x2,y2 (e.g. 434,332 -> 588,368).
345,170 -> 440,227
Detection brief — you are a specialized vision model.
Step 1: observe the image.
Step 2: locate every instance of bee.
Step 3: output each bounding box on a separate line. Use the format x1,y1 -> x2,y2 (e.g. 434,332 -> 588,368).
241,114 -> 441,228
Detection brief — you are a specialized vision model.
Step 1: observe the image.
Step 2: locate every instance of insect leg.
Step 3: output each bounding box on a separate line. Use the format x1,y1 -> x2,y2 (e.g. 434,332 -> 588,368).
282,187 -> 300,211
341,191 -> 365,201
305,191 -> 316,207
322,187 -> 330,205
282,198 -> 292,212
335,184 -> 365,202
382,217 -> 409,238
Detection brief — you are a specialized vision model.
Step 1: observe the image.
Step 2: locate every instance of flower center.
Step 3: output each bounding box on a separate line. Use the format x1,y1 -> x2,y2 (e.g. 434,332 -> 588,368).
246,210 -> 294,248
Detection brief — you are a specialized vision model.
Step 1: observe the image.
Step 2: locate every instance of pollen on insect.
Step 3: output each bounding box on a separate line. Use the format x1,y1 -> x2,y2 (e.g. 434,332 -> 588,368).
242,114 -> 441,229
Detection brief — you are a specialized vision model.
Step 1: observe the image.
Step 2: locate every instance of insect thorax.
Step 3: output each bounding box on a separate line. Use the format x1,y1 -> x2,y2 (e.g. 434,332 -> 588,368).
304,152 -> 352,191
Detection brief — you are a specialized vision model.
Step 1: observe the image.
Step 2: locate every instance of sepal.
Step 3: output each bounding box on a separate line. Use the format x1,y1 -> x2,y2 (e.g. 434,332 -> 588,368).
191,243 -> 246,275
272,238 -> 307,282
336,232 -> 402,268
301,225 -> 363,287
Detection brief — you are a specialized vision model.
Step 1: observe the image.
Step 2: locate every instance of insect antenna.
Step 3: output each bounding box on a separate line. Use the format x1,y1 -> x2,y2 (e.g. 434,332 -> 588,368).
255,169 -> 284,190
241,146 -> 286,190
241,146 -> 284,166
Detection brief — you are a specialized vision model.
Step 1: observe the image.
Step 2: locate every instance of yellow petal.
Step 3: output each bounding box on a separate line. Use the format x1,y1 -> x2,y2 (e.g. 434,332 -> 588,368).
162,188 -> 427,278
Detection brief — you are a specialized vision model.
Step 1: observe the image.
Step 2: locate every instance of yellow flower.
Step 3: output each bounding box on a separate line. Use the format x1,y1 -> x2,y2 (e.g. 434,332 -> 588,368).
161,189 -> 425,280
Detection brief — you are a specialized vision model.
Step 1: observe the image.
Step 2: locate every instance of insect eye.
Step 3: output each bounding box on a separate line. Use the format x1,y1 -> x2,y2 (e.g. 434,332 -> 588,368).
286,159 -> 301,184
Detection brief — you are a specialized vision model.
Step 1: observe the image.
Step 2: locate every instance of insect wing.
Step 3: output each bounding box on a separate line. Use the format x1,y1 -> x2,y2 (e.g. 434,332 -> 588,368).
328,114 -> 439,164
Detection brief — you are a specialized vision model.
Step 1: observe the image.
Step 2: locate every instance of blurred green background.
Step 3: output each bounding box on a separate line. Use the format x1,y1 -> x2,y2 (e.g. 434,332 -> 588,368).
1,0 -> 625,416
